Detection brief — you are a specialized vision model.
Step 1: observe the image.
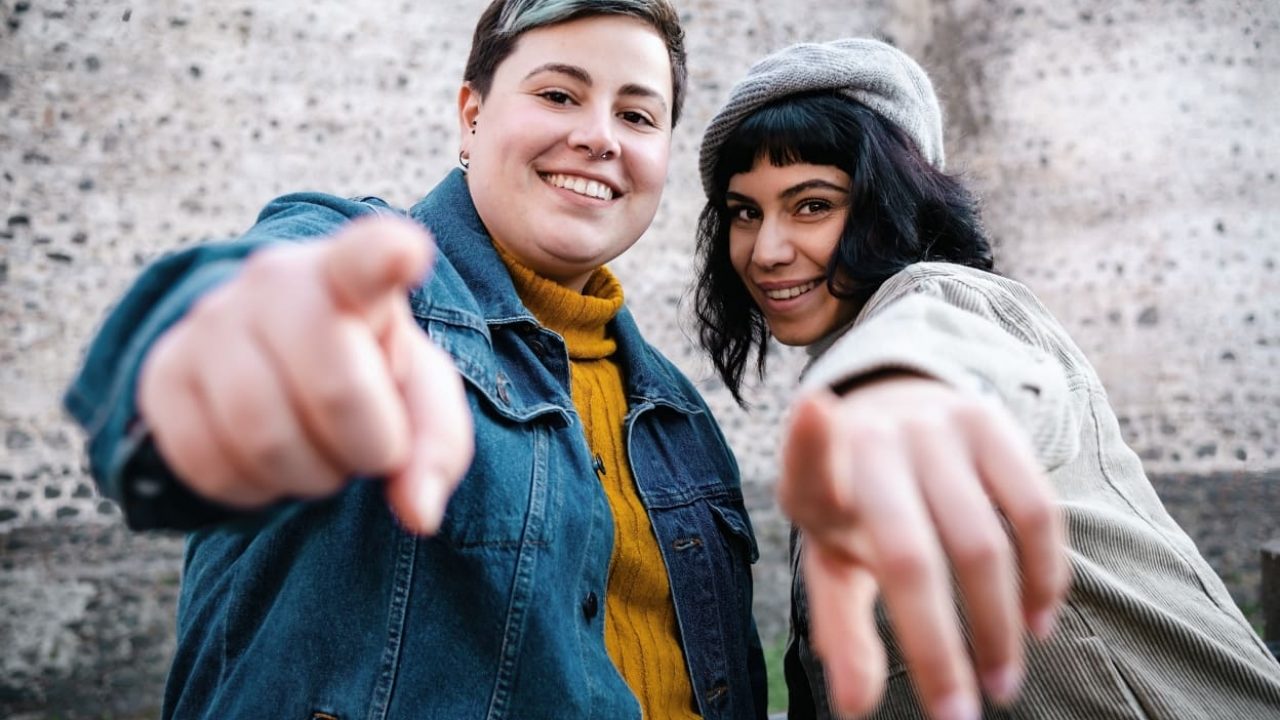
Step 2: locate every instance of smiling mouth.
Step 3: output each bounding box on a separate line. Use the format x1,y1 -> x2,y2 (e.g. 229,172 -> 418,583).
763,279 -> 822,301
539,172 -> 615,201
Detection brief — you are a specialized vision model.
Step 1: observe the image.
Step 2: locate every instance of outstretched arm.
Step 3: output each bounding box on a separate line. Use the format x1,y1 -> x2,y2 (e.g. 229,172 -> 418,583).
782,377 -> 1066,720
66,205 -> 473,533
138,217 -> 472,533
781,267 -> 1083,719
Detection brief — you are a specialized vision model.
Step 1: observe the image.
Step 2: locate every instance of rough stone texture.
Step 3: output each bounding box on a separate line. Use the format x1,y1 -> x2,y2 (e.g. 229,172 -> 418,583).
0,523 -> 182,718
1151,471 -> 1280,630
2,0 -> 1277,714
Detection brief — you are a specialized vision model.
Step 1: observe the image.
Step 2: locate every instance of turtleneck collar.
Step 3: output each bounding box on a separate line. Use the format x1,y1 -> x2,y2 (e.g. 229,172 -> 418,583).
491,241 -> 624,361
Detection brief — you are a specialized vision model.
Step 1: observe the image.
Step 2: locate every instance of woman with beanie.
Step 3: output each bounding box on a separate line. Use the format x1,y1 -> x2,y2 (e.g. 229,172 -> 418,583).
694,39 -> 1280,719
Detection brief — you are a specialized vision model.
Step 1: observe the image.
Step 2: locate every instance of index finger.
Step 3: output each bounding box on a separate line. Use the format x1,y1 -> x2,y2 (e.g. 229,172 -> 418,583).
321,216 -> 435,326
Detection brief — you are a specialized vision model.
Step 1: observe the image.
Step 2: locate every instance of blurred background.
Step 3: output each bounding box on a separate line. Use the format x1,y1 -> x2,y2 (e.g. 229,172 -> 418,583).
2,0 -> 1277,716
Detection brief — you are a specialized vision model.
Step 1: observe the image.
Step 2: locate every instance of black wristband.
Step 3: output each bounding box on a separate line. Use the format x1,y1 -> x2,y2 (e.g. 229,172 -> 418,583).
118,419 -> 237,531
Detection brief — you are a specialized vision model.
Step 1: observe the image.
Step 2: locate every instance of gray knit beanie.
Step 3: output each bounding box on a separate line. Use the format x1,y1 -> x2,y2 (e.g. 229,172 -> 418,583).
699,38 -> 945,197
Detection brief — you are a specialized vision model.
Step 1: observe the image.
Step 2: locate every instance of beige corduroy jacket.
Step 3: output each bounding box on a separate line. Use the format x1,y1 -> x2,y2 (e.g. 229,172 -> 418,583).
786,262 -> 1280,719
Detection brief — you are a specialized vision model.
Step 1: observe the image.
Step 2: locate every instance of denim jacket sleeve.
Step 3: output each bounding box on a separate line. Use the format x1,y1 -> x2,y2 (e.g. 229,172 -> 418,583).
63,193 -> 395,530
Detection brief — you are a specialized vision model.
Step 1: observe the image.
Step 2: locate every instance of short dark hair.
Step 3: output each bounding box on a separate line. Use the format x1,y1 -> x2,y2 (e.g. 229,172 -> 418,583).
463,0 -> 687,126
693,92 -> 995,405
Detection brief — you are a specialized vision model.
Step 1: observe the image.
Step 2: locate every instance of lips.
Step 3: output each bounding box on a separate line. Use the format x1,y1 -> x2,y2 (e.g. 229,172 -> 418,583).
761,278 -> 821,301
540,172 -> 616,201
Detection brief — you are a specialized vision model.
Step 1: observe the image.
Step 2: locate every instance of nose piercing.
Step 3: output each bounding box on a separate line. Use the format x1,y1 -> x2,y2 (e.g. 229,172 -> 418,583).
587,149 -> 614,161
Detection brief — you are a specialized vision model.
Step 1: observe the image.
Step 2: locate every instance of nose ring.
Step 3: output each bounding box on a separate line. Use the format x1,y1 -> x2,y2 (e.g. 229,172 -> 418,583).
587,149 -> 613,161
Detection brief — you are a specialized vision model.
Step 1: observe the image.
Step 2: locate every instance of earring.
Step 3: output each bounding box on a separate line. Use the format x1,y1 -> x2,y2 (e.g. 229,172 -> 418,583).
471,119 -> 477,135
459,150 -> 469,170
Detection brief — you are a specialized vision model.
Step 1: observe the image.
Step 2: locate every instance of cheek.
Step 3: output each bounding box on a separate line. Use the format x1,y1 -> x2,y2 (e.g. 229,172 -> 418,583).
820,216 -> 849,261
626,137 -> 671,193
727,230 -> 753,277
483,114 -> 553,165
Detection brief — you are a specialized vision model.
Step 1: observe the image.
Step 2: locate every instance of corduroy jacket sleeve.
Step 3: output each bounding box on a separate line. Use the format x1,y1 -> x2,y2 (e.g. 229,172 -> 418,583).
799,262 -> 1086,472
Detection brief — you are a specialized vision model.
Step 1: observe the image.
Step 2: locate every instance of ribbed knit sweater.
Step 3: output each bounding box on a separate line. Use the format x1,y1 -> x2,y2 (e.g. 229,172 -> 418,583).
497,245 -> 700,719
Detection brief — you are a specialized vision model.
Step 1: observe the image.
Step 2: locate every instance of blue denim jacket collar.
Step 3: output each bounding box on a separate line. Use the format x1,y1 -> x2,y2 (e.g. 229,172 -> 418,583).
407,169 -> 701,416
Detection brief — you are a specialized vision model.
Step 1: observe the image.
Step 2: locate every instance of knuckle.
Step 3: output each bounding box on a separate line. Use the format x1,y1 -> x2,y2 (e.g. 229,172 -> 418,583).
140,336 -> 185,398
900,412 -> 944,440
311,377 -> 363,422
953,531 -> 1010,574
948,394 -> 992,427
878,543 -> 934,585
241,244 -> 299,283
1008,495 -> 1055,530
190,465 -> 239,503
843,417 -> 895,450
778,474 -> 841,525
185,284 -> 236,327
831,678 -> 879,718
293,470 -> 345,498
240,429 -> 295,475
913,647 -> 956,687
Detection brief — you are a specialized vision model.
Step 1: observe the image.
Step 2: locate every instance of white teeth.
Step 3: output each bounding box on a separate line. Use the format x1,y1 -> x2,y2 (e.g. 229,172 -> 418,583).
541,173 -> 615,200
764,279 -> 821,301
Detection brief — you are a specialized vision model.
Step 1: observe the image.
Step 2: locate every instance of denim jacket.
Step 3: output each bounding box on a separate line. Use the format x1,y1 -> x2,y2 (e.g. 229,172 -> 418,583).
64,169 -> 767,719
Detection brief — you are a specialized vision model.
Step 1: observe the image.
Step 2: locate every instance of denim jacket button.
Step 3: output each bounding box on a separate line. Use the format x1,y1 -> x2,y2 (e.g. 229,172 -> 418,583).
581,591 -> 599,620
496,373 -> 510,404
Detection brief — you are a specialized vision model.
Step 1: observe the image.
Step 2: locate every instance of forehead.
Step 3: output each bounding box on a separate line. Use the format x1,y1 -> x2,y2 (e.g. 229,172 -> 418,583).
728,161 -> 852,193
494,15 -> 673,98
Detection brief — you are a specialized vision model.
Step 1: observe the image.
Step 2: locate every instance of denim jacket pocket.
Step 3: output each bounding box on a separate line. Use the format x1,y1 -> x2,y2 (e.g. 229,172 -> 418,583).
708,498 -> 760,564
423,319 -> 566,549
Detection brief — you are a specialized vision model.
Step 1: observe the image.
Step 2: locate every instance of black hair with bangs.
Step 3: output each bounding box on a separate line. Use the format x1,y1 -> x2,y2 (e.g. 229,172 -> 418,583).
693,92 -> 994,405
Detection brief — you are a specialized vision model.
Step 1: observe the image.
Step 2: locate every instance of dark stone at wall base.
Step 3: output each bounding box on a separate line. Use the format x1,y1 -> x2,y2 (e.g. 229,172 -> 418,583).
0,472 -> 1274,717
0,523 -> 183,719
1151,470 -> 1280,633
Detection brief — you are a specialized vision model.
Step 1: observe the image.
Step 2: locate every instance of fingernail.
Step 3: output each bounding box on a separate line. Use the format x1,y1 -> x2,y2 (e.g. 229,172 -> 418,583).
931,692 -> 980,720
982,664 -> 1022,705
1030,608 -> 1058,640
411,474 -> 445,535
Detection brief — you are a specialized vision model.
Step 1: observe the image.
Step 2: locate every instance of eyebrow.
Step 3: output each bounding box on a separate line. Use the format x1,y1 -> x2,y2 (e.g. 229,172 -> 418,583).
725,179 -> 850,204
524,63 -> 669,113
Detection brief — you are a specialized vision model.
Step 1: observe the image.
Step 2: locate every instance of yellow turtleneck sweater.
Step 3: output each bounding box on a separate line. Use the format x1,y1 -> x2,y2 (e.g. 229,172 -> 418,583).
496,244 -> 701,719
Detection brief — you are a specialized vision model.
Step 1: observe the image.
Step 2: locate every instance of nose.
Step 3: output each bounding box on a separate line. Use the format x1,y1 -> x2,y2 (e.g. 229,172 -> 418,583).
751,216 -> 795,269
568,104 -> 621,161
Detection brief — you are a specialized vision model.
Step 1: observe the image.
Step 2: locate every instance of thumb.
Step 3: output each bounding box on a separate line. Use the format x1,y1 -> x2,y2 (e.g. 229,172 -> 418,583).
384,332 -> 475,535
320,216 -> 435,328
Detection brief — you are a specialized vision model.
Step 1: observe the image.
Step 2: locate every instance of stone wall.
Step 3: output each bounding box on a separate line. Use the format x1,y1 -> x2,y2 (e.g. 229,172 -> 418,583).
2,0 -> 1276,714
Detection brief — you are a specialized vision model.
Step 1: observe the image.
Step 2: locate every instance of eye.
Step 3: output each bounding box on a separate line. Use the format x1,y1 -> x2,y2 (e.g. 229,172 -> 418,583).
797,199 -> 833,216
538,90 -> 574,105
619,110 -> 657,128
727,205 -> 760,223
